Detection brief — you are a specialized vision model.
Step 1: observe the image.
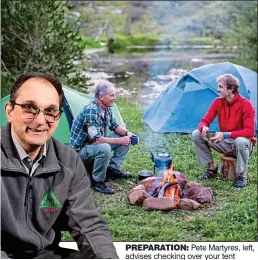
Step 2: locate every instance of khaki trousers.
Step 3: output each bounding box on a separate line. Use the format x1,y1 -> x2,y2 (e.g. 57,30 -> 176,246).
192,130 -> 253,177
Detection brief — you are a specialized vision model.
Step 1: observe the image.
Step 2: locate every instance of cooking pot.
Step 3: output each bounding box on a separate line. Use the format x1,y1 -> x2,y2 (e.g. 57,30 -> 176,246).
151,150 -> 172,174
138,170 -> 154,181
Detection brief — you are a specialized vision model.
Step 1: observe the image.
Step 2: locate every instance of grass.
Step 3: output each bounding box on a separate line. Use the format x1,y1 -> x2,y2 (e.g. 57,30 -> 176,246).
80,34 -> 174,52
80,36 -> 102,49
80,35 -> 223,50
62,98 -> 257,242
106,34 -> 171,50
182,37 -> 223,46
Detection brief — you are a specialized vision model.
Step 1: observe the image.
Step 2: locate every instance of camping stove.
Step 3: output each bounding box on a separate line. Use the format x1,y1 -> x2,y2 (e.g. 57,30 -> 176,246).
151,151 -> 172,176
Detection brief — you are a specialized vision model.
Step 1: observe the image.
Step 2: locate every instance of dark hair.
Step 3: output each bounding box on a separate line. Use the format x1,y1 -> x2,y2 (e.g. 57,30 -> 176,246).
10,73 -> 64,108
216,74 -> 239,94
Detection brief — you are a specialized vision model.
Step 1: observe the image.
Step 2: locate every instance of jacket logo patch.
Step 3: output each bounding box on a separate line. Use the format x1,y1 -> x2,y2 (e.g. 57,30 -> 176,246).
40,189 -> 62,212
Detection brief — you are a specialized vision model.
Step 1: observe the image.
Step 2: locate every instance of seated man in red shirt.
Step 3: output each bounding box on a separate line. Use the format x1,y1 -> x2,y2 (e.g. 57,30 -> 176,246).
192,74 -> 256,188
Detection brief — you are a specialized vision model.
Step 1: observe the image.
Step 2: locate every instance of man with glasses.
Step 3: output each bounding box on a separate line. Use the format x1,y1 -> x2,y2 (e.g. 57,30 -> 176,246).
1,73 -> 118,259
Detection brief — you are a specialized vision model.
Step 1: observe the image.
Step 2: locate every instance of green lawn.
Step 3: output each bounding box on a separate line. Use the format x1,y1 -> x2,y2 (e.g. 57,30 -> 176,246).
62,98 -> 257,242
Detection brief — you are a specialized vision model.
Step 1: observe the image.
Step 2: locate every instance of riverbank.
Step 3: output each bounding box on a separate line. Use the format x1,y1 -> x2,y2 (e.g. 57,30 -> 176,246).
79,43 -> 237,109
81,35 -> 256,72
82,35 -> 225,53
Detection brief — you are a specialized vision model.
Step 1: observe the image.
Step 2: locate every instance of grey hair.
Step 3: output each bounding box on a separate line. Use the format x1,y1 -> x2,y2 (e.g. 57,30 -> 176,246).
216,74 -> 240,94
94,80 -> 115,98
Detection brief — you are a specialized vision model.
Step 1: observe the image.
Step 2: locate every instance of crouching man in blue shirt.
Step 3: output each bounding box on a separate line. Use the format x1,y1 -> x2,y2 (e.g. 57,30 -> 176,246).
69,80 -> 133,194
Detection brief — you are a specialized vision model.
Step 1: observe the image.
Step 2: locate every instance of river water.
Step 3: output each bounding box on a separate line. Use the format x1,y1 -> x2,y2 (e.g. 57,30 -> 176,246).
82,46 -> 235,109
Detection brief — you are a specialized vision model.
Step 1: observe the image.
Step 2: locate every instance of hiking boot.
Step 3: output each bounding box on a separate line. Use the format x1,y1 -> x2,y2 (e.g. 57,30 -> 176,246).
106,166 -> 133,180
234,175 -> 247,188
91,180 -> 115,194
198,167 -> 218,180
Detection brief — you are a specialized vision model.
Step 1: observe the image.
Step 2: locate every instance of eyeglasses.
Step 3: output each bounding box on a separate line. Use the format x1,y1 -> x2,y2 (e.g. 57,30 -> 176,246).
10,101 -> 62,123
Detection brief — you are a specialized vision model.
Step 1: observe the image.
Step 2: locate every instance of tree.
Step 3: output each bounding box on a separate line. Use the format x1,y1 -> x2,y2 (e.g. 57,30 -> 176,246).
1,0 -> 89,98
223,1 -> 257,71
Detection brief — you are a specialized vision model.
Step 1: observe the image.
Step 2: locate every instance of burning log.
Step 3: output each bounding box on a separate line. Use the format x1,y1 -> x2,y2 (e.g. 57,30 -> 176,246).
154,170 -> 181,201
143,197 -> 178,211
157,182 -> 181,201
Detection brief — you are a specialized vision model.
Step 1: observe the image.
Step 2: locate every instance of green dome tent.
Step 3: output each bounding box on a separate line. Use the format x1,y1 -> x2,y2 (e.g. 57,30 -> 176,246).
1,85 -> 126,145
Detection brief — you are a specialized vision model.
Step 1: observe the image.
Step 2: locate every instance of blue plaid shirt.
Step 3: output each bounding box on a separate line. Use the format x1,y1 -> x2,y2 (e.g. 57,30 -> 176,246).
69,99 -> 119,152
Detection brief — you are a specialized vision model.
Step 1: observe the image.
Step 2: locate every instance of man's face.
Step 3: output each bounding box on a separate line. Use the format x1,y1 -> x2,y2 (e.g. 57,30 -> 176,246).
217,80 -> 232,99
5,78 -> 60,150
99,86 -> 116,108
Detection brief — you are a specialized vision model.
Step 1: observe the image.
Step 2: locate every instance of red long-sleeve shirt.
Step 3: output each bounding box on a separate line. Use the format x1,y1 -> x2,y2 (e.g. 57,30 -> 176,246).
198,94 -> 256,145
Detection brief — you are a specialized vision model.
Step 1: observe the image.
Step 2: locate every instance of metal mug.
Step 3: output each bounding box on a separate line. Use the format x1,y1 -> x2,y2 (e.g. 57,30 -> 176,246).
130,135 -> 139,145
207,130 -> 216,140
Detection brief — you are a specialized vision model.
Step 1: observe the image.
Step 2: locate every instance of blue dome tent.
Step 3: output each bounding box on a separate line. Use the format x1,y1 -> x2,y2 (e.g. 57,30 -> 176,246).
143,62 -> 257,134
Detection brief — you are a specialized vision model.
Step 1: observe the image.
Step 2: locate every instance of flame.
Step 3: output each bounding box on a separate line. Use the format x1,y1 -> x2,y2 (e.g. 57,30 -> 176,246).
157,169 -> 181,201
159,169 -> 177,188
164,185 -> 181,201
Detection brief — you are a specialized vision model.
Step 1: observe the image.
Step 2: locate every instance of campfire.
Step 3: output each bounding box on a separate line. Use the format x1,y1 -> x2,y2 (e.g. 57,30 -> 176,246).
149,166 -> 181,201
128,166 -> 213,211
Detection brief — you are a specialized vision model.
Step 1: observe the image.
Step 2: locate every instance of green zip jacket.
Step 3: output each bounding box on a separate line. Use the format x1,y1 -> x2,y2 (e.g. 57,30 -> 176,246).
1,124 -> 118,259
